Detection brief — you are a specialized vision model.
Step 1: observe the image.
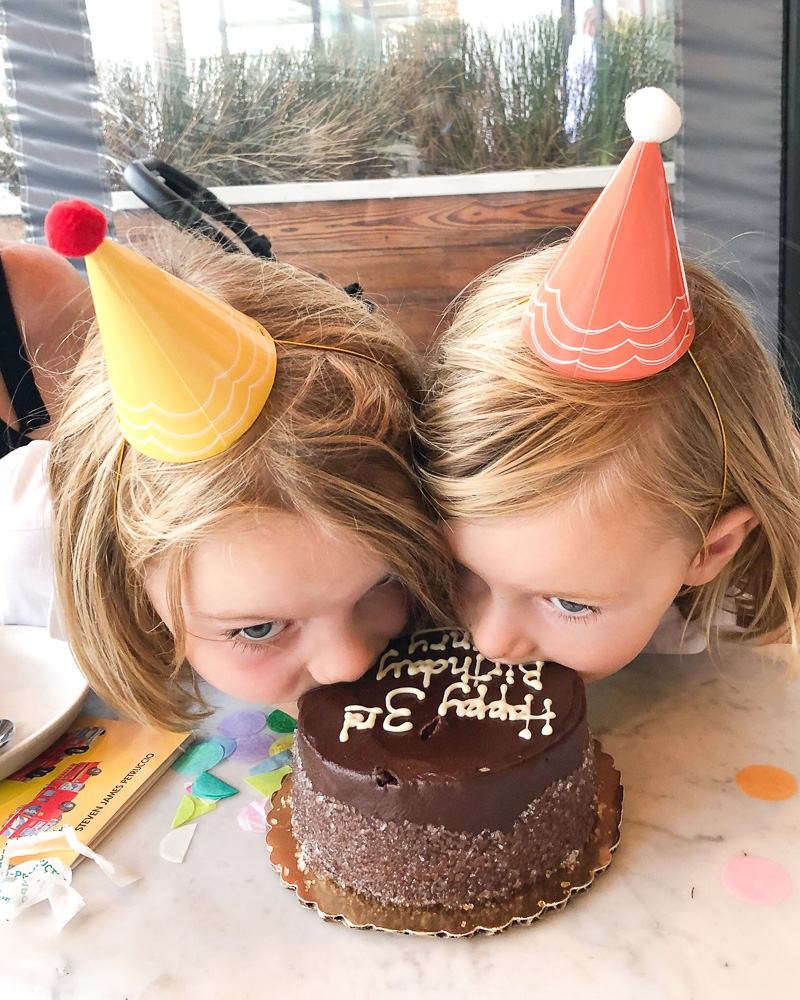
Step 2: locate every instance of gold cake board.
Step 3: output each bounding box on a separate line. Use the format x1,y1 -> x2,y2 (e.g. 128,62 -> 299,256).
266,740 -> 622,938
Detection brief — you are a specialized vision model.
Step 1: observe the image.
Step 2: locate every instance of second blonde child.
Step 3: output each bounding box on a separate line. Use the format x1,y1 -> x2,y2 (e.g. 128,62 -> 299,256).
421,91 -> 800,679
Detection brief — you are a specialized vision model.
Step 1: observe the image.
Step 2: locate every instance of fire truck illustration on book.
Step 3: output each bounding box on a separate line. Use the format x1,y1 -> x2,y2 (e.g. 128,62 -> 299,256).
0,761 -> 102,839
5,725 -> 106,782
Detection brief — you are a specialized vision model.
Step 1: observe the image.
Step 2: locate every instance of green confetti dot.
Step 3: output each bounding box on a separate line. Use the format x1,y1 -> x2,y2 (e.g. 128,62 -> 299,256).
173,741 -> 225,775
266,710 -> 297,734
191,771 -> 239,800
246,766 -> 291,798
189,796 -> 218,817
171,795 -> 197,829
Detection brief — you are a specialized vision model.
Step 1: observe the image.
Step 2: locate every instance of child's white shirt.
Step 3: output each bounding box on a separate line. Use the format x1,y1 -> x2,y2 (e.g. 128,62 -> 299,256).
641,601 -> 711,655
0,439 -> 64,639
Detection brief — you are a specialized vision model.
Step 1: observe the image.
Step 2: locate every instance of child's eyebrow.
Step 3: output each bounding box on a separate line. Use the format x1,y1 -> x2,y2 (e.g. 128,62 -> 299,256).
457,560 -> 622,604
187,571 -> 393,624
549,589 -> 622,603
523,587 -> 623,604
192,609 -> 282,623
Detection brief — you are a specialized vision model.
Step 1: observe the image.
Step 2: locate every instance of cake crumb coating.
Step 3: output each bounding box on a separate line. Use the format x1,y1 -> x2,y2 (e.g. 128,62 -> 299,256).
291,741 -> 598,909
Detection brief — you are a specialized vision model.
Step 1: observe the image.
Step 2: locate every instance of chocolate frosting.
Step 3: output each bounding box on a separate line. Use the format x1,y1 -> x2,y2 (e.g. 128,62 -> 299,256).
297,629 -> 589,834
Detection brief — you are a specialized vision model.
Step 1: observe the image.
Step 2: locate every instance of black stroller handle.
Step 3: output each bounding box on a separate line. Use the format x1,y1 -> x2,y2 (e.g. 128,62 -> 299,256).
122,158 -> 370,307
123,158 -> 275,259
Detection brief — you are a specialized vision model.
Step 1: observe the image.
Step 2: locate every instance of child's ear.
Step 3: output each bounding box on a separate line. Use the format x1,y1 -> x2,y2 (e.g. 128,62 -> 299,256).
683,505 -> 759,586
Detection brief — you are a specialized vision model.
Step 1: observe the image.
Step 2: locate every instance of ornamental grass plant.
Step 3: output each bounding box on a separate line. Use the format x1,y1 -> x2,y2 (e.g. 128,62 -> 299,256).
0,16 -> 675,193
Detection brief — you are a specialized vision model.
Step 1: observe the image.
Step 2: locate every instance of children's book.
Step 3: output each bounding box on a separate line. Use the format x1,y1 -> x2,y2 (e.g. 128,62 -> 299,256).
0,715 -> 189,868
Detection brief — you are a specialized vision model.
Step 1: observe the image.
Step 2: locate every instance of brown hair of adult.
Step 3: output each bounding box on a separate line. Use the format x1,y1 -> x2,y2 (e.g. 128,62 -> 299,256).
49,227 -> 455,730
422,245 -> 800,652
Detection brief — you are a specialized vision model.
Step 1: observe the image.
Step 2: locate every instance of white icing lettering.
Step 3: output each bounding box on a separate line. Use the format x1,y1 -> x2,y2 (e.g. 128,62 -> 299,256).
339,705 -> 384,742
450,632 -> 473,650
376,647 -> 403,682
378,655 -> 455,689
383,687 -> 425,733
339,633 -> 557,744
440,682 -> 556,740
520,660 -> 545,691
438,680 -> 470,716
472,654 -> 503,684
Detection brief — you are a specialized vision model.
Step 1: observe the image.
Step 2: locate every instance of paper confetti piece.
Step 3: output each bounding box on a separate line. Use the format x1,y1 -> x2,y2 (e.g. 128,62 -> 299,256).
267,709 -> 297,733
213,736 -> 238,759
218,710 -> 267,738
246,766 -> 291,798
171,795 -> 197,828
736,764 -> 797,801
190,796 -> 218,817
238,799 -> 271,833
159,824 -> 197,863
721,856 -> 792,905
269,734 -> 295,756
249,749 -> 292,775
192,771 -> 239,800
230,732 -> 275,762
173,741 -> 226,775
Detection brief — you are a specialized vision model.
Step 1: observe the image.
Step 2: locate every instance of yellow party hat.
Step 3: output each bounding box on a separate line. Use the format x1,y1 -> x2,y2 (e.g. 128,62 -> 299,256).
44,199 -> 276,462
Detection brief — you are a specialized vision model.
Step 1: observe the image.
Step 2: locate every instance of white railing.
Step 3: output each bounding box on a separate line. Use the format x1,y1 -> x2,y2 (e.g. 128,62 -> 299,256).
0,163 -> 675,216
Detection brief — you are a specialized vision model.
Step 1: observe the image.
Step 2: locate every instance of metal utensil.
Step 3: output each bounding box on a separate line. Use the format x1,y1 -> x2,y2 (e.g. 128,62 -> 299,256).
0,718 -> 15,752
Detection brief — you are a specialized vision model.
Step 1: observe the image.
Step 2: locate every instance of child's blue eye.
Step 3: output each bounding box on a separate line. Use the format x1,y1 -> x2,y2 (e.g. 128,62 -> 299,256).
549,597 -> 595,616
237,622 -> 285,641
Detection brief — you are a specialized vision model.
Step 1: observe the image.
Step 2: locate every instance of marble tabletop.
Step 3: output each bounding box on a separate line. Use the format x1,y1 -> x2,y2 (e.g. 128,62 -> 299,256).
0,643 -> 797,1000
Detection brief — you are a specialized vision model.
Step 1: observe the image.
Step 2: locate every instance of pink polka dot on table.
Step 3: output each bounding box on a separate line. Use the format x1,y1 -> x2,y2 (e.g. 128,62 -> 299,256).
238,798 -> 271,833
721,856 -> 792,905
217,710 -> 267,738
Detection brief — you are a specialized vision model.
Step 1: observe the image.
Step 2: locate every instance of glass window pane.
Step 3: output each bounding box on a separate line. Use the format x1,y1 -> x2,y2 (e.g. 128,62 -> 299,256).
85,0 -> 675,188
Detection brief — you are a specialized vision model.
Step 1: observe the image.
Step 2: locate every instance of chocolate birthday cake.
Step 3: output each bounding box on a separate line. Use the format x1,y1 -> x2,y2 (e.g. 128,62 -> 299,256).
291,629 -> 598,909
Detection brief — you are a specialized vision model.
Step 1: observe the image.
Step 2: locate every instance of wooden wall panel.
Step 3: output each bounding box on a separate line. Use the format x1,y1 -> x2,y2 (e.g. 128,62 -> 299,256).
240,190 -> 596,252
116,189 -> 596,347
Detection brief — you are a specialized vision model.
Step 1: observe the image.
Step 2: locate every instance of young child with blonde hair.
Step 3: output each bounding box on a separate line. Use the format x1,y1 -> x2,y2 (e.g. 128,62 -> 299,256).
0,200 -> 453,730
422,88 -> 800,680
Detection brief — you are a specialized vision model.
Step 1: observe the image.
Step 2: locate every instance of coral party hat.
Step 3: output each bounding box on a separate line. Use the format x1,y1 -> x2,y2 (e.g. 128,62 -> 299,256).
44,199 -> 276,462
522,88 -> 693,381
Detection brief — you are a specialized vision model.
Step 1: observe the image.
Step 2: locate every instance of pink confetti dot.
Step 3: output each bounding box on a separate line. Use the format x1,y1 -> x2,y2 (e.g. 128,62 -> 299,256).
721,856 -> 792,905
238,798 -> 271,833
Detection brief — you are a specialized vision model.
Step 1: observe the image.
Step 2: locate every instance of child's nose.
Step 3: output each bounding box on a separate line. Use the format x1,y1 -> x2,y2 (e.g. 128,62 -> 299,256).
470,598 -> 538,665
307,621 -> 378,687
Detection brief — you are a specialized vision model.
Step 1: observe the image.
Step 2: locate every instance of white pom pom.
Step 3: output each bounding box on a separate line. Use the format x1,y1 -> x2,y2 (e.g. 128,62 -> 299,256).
624,87 -> 681,144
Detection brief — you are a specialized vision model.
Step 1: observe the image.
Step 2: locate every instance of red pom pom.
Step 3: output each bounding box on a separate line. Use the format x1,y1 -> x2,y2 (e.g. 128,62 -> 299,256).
44,199 -> 107,258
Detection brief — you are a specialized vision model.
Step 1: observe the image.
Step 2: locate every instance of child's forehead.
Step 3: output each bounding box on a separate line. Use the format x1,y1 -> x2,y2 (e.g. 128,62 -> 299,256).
196,510 -> 379,570
449,502 -> 689,598
148,509 -> 389,620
